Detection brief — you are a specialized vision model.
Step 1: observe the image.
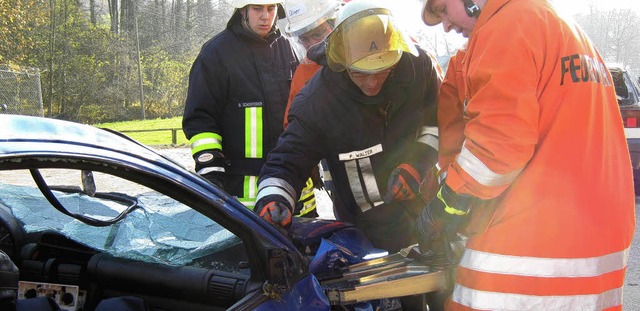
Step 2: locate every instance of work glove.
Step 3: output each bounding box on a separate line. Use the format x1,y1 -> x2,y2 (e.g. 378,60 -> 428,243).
385,142 -> 438,204
415,182 -> 472,254
193,149 -> 226,189
255,195 -> 294,228
384,163 -> 425,203
419,164 -> 447,203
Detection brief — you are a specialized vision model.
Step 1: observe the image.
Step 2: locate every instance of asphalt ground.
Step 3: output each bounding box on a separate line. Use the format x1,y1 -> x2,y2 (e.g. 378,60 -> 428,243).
623,197 -> 640,310
158,148 -> 640,309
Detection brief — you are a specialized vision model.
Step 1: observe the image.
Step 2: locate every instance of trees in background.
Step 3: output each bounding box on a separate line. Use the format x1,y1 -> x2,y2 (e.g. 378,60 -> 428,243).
1,1 -> 639,123
2,0 -> 232,123
575,8 -> 640,75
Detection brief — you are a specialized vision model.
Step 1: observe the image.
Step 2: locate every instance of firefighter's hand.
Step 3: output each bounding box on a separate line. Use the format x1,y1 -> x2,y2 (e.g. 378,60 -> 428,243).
194,150 -> 226,189
201,171 -> 225,189
384,163 -> 424,203
416,183 -> 471,254
255,195 -> 294,228
419,164 -> 446,203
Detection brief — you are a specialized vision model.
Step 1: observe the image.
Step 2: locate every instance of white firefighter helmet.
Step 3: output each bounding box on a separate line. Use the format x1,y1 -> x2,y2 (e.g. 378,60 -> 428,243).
232,0 -> 284,8
420,0 -> 441,26
326,0 -> 418,73
283,0 -> 341,37
230,0 -> 286,22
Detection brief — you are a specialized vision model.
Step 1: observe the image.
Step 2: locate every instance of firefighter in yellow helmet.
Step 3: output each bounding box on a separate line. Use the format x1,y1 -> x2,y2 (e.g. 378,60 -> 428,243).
256,0 -> 442,284
182,0 -> 298,210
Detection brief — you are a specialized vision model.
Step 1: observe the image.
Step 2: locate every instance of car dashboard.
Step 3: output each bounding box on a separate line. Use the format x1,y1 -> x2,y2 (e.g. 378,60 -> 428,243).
0,178 -> 253,311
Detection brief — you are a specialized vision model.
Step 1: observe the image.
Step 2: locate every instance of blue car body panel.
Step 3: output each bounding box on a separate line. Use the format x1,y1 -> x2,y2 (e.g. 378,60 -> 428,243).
255,275 -> 331,310
0,115 -> 369,309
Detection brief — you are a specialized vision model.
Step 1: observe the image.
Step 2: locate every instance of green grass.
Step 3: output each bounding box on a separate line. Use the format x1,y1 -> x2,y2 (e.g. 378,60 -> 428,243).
94,117 -> 190,147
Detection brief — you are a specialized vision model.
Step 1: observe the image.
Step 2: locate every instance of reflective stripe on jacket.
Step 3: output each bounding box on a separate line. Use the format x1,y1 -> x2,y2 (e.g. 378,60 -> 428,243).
444,0 -> 635,309
258,46 -> 441,251
182,21 -> 298,205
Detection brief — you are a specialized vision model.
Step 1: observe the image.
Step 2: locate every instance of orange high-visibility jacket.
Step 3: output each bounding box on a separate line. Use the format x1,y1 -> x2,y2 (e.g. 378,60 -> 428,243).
444,0 -> 636,309
438,49 -> 466,170
283,62 -> 322,129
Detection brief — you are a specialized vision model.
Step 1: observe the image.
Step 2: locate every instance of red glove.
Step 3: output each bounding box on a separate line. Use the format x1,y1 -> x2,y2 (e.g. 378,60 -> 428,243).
384,163 -> 424,203
385,143 -> 438,204
255,195 -> 293,228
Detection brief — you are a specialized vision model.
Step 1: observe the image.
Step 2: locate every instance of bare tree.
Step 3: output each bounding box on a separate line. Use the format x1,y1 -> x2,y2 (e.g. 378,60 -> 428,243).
576,8 -> 640,73
108,0 -> 119,33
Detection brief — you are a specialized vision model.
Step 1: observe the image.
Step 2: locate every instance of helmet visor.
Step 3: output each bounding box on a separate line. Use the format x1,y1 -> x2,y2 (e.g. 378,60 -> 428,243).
326,8 -> 418,73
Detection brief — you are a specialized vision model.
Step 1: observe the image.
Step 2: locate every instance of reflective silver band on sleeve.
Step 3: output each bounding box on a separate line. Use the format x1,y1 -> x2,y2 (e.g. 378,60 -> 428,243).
417,126 -> 439,151
197,166 -> 225,175
456,143 -> 522,187
460,247 -> 629,278
452,285 -> 622,310
256,177 -> 296,208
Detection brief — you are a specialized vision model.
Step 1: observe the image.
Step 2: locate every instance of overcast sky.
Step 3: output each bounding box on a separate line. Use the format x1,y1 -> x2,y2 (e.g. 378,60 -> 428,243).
394,0 -> 640,55
396,0 -> 640,29
552,0 -> 640,15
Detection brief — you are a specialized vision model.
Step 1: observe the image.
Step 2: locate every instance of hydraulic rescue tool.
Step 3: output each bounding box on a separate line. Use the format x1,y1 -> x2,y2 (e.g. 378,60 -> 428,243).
319,236 -> 463,307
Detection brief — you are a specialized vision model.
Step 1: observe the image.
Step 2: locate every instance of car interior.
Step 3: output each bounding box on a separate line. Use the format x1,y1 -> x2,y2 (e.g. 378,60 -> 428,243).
0,166 -> 254,311
610,66 -> 640,107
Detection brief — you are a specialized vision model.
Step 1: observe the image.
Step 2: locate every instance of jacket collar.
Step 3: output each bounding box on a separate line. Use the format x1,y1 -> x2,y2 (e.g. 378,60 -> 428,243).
471,0 -> 512,38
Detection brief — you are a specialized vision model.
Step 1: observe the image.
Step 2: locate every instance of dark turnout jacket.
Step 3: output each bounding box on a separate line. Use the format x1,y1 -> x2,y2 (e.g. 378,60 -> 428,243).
183,14 -> 298,208
257,45 -> 441,251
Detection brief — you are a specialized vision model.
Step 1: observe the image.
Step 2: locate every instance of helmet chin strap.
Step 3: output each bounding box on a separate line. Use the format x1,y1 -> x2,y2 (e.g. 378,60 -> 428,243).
240,8 -> 258,36
240,6 -> 275,39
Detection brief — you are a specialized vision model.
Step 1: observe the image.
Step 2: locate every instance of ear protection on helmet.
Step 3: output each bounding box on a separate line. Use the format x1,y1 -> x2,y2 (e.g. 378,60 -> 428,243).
462,0 -> 481,18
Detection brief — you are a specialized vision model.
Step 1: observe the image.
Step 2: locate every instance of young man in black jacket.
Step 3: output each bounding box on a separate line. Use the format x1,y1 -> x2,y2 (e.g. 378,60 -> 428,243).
183,0 -> 298,211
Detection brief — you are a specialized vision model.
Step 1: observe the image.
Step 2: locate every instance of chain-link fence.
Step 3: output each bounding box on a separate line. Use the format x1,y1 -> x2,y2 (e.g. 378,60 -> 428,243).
0,66 -> 44,117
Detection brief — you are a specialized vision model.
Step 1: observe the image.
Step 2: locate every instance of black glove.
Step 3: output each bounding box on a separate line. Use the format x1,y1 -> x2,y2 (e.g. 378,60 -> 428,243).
415,182 -> 472,254
194,150 -> 226,189
255,195 -> 294,228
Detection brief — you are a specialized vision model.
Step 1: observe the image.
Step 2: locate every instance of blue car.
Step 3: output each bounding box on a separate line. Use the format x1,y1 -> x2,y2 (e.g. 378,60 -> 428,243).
0,115 -> 448,311
0,115 -> 380,310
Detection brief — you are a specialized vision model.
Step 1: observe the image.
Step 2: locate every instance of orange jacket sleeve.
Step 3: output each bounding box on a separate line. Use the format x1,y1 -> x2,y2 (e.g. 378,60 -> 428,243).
438,49 -> 467,171
284,62 -> 322,129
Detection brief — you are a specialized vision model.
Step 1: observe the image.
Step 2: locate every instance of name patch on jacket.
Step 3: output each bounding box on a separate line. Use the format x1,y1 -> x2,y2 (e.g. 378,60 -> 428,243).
339,144 -> 383,161
560,54 -> 612,86
238,101 -> 263,108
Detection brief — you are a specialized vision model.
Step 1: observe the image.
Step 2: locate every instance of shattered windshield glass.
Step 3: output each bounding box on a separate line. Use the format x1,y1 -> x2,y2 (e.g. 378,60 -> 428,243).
0,169 -> 241,268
